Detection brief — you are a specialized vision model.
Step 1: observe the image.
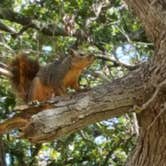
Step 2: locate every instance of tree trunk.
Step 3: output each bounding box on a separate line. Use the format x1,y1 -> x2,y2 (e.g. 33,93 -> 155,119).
127,106 -> 166,166
124,0 -> 166,165
126,34 -> 166,165
0,138 -> 6,166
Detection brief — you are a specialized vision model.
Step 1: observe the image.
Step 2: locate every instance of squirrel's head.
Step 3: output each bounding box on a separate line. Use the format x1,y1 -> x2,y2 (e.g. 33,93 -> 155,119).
69,49 -> 94,69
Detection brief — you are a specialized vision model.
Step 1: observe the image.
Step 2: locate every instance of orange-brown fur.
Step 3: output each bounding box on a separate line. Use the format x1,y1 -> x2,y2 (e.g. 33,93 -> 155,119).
10,50 -> 94,103
10,54 -> 40,102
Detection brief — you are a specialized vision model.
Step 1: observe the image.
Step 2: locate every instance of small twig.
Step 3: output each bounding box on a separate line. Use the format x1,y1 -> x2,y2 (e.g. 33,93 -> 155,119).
93,71 -> 111,82
116,25 -> 132,43
85,1 -> 104,28
79,130 -> 94,145
0,21 -> 16,34
0,42 -> 15,53
134,79 -> 166,113
95,54 -> 138,70
143,79 -> 166,110
29,144 -> 42,166
0,67 -> 13,78
132,113 -> 139,137
147,103 -> 166,130
0,62 -> 10,70
12,23 -> 35,39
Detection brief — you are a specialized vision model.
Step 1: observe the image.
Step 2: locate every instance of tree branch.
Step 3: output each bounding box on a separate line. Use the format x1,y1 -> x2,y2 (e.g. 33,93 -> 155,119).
0,65 -> 146,143
0,7 -> 92,41
0,66 -> 13,78
95,54 -> 139,70
0,7 -> 68,37
124,0 -> 166,43
0,21 -> 16,34
85,0 -> 111,28
23,68 -> 145,143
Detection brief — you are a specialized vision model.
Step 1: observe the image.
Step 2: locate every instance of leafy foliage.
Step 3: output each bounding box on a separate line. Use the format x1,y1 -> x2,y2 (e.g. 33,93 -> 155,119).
0,0 -> 153,165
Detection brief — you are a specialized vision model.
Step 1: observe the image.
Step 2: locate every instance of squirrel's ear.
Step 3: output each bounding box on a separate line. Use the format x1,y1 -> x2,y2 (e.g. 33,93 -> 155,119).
69,49 -> 77,56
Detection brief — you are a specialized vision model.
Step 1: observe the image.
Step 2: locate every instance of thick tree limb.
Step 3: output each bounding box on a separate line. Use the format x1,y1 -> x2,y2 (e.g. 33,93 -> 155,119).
0,7 -> 68,37
119,1 -> 166,165
0,7 -> 89,40
0,65 -> 146,142
22,66 -> 146,143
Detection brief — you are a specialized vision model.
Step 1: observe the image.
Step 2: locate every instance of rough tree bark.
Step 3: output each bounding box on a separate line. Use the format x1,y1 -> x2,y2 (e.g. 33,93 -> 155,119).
124,0 -> 166,166
21,66 -> 146,142
0,0 -> 165,166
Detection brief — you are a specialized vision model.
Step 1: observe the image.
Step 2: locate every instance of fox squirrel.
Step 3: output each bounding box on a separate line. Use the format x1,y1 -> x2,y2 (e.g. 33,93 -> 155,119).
0,50 -> 94,135
10,50 -> 94,103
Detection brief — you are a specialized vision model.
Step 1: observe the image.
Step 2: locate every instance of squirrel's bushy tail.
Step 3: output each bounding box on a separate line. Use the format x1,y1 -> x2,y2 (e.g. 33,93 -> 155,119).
10,54 -> 40,102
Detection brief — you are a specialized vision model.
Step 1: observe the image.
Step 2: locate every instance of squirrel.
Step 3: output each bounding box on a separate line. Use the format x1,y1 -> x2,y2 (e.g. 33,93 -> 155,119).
0,49 -> 94,135
10,50 -> 94,103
